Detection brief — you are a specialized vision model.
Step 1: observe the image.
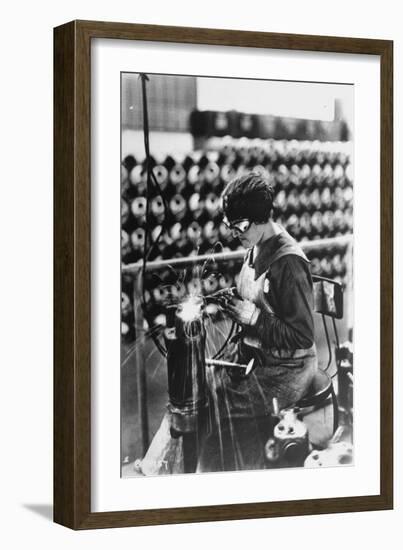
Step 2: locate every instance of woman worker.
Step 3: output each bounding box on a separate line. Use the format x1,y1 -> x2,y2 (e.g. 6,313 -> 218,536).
197,170 -> 318,472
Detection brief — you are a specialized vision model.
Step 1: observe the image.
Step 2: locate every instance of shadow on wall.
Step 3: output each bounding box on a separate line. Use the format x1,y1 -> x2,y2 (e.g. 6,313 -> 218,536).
23,504 -> 53,522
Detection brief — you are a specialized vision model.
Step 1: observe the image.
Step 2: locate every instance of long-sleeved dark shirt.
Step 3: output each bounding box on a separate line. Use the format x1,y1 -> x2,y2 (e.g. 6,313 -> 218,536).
244,232 -> 315,351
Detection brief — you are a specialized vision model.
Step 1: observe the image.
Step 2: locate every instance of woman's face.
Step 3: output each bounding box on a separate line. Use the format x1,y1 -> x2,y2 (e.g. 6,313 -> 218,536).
232,222 -> 264,249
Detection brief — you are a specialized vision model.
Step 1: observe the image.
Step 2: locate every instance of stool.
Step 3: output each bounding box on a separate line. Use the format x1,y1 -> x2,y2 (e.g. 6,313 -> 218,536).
296,369 -> 338,448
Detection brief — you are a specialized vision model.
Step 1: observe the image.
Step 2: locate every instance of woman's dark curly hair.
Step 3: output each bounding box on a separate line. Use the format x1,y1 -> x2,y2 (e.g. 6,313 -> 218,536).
221,170 -> 275,223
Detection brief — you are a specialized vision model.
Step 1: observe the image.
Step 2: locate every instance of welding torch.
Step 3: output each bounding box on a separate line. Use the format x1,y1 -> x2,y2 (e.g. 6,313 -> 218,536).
206,287 -> 260,327
204,286 -> 240,306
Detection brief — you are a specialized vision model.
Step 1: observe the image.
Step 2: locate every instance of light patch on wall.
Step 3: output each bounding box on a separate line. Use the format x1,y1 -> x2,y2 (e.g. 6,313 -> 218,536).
197,77 -> 352,122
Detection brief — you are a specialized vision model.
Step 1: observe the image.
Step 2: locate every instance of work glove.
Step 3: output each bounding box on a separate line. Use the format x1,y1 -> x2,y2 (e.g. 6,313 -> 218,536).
225,297 -> 260,326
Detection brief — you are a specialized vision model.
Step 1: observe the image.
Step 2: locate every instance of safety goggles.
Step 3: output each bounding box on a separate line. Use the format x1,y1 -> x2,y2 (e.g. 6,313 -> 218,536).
222,217 -> 252,235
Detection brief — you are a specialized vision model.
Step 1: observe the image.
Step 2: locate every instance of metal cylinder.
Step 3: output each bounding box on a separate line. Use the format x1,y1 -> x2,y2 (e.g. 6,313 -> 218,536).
165,302 -> 208,434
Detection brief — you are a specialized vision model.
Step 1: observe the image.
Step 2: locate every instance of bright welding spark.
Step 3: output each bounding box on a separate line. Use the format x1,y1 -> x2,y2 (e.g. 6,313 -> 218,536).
177,294 -> 203,323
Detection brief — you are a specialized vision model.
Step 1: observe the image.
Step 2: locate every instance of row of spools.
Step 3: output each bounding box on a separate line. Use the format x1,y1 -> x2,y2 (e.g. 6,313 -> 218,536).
122,209 -> 353,264
121,152 -> 352,203
122,184 -> 353,228
190,108 -> 349,142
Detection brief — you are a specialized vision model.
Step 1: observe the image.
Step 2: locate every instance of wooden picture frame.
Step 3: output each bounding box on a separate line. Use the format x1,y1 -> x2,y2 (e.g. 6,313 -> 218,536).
54,20 -> 393,529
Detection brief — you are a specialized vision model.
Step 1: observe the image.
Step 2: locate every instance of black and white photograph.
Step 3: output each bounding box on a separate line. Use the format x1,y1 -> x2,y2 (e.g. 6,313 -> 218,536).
1,0 -> 397,541
120,72 -> 354,477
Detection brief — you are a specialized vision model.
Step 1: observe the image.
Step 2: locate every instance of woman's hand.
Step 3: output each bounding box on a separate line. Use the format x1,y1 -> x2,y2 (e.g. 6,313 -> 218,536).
225,297 -> 260,326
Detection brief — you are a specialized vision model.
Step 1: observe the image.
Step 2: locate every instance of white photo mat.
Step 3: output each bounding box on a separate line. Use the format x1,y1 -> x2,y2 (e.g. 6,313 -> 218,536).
91,38 -> 380,513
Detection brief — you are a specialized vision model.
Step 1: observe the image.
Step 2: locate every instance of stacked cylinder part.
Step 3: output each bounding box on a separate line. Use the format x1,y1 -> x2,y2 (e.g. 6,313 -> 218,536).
164,303 -> 208,436
121,138 -> 353,339
189,110 -> 350,141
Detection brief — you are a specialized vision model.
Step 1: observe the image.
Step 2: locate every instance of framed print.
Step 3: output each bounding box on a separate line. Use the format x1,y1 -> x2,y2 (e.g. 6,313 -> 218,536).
54,20 -> 393,529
